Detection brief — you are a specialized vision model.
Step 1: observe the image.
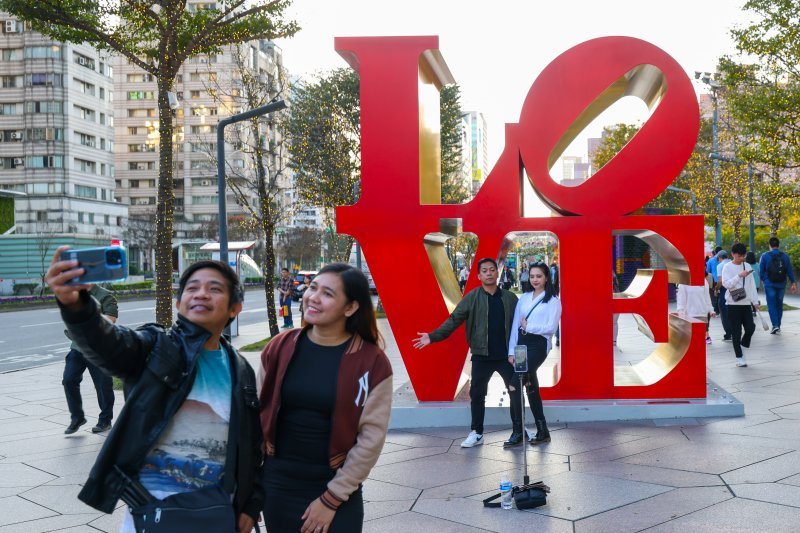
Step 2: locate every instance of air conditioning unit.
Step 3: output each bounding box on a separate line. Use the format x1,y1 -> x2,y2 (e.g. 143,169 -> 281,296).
199,179 -> 212,187
5,20 -> 17,33
13,158 -> 24,166
78,56 -> 86,66
10,132 -> 22,140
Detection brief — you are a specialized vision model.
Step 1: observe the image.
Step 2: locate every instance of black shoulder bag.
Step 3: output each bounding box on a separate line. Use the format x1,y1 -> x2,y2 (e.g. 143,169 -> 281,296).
729,264 -> 748,302
483,481 -> 550,510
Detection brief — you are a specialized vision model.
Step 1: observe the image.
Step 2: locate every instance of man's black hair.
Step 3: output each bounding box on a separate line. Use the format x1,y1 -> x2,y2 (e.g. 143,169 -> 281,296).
476,257 -> 498,270
714,246 -> 723,254
731,242 -> 747,256
769,237 -> 780,248
177,260 -> 243,307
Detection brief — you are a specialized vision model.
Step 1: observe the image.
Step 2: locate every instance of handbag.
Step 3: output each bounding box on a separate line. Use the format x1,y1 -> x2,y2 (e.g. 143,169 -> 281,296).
483,481 -> 550,510
728,264 -> 747,302
280,305 -> 289,317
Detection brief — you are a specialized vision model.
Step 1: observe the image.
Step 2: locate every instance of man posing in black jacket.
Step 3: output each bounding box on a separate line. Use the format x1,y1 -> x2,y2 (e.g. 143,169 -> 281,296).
46,250 -> 262,532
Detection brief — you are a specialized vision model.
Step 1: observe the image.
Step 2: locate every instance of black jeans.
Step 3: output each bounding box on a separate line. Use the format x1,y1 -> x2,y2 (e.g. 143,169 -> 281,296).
62,349 -> 114,424
718,287 -> 731,337
727,305 -> 755,358
470,358 -> 522,435
514,333 -> 550,421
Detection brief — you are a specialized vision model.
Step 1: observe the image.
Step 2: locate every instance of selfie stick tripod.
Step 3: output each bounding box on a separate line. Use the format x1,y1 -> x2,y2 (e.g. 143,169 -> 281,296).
519,372 -> 530,485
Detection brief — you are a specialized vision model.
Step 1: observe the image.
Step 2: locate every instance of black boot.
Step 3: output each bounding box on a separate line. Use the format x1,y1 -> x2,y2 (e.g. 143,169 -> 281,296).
503,431 -> 524,448
529,419 -> 550,445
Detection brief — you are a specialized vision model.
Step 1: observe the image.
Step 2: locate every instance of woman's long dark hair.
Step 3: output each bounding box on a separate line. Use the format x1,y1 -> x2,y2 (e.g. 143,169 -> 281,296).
527,263 -> 556,303
317,263 -> 383,348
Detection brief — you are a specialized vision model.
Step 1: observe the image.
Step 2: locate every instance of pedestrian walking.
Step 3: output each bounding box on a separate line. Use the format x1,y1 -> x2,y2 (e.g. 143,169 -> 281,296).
675,263 -> 716,344
258,263 -> 392,533
722,243 -> 759,367
715,250 -> 732,341
459,265 -> 469,293
500,264 -> 515,291
758,237 -> 797,334
413,258 -> 524,448
278,267 -> 294,329
46,252 -> 263,533
62,284 -> 118,435
519,261 -> 530,292
507,262 -> 562,445
706,246 -> 723,314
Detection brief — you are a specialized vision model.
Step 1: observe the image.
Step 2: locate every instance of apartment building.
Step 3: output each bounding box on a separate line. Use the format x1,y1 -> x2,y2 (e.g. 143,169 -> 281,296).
0,13 -> 127,239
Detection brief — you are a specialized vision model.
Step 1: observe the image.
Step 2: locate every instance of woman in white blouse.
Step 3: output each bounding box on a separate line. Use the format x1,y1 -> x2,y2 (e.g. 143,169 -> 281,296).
508,263 -> 562,445
721,243 -> 759,367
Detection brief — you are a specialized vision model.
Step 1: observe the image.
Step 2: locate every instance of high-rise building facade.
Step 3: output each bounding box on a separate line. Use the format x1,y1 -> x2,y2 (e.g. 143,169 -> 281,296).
464,111 -> 489,194
0,14 -> 127,238
113,15 -> 292,268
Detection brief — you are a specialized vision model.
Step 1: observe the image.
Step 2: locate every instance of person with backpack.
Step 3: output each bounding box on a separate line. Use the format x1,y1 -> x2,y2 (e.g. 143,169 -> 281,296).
759,237 -> 798,334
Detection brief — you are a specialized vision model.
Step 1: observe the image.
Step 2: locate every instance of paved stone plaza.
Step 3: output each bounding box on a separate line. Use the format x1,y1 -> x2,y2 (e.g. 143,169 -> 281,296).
1,299 -> 799,531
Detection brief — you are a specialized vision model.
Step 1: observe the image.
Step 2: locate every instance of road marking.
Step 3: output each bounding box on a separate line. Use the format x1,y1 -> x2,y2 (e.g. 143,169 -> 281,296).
239,307 -> 267,314
20,321 -> 63,328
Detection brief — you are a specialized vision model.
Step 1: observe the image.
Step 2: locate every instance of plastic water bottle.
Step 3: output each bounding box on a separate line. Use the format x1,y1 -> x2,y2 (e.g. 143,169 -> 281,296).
500,477 -> 513,510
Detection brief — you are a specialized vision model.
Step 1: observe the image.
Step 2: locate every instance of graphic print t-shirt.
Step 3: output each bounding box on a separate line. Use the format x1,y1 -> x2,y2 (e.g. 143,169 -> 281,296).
139,347 -> 232,495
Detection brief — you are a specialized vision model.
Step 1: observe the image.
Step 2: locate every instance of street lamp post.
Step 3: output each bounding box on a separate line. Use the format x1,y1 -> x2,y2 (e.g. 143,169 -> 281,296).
695,72 -> 723,248
216,99 -> 286,336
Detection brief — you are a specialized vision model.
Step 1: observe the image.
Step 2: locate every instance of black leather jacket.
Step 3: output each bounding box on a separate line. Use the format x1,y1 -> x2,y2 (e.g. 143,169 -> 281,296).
60,291 -> 264,518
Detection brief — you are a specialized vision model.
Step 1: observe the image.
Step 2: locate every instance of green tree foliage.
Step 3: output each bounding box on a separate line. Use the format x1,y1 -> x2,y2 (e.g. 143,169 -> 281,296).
717,0 -> 800,236
285,68 -> 360,263
0,0 -> 299,325
440,85 -> 469,204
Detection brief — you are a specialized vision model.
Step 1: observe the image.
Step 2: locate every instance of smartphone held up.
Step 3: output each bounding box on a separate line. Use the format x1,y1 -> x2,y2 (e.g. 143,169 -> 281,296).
61,246 -> 129,285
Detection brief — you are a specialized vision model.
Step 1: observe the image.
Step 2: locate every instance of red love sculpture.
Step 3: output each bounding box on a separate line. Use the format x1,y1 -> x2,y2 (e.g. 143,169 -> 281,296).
336,36 -> 705,401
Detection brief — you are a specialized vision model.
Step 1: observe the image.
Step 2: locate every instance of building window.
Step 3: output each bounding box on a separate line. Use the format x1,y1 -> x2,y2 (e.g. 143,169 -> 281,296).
190,159 -> 214,170
73,52 -> 95,70
1,48 -> 22,61
127,90 -> 155,100
24,45 -> 62,59
190,125 -> 217,134
25,73 -> 62,87
73,78 -> 95,95
128,108 -> 157,118
129,144 -> 156,153
26,155 -> 64,168
75,184 -> 97,198
75,159 -> 97,173
26,128 -> 63,141
190,142 -> 215,153
192,195 -> 218,205
78,212 -> 84,223
126,73 -> 154,83
26,101 -> 63,114
128,161 -> 156,171
76,133 -> 96,147
74,105 -> 96,121
1,75 -> 20,88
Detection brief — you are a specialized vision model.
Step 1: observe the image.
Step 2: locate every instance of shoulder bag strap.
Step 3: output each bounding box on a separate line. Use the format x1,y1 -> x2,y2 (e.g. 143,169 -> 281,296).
482,492 -> 501,508
525,296 -> 544,321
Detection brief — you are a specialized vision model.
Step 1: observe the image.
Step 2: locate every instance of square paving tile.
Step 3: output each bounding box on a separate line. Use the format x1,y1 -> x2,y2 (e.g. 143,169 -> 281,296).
571,461 -> 724,488
574,486 -> 732,532
721,451 -> 800,484
0,513 -> 100,533
518,471 -> 672,521
0,464 -> 56,487
518,427 -> 648,456
620,441 -> 790,474
363,479 -> 421,502
647,496 -> 799,531
20,484 -> 98,515
375,446 -> 449,467
731,482 -> 800,508
413,497 -> 573,532
0,495 -> 56,526
369,452 -> 516,490
363,510 -> 489,533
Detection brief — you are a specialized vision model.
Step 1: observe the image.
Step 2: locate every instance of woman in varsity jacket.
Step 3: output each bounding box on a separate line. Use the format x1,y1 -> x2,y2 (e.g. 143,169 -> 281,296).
257,263 -> 392,533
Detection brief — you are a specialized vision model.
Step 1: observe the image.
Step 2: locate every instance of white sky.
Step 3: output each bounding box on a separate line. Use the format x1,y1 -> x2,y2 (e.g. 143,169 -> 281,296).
273,0 -> 755,214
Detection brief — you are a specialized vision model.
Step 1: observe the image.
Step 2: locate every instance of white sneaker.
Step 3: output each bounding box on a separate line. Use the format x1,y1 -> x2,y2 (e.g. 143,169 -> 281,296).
525,427 -> 535,441
736,357 -> 747,367
460,430 -> 483,448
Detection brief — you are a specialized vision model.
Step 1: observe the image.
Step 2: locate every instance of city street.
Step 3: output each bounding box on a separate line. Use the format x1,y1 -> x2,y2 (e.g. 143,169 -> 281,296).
0,288 -> 280,373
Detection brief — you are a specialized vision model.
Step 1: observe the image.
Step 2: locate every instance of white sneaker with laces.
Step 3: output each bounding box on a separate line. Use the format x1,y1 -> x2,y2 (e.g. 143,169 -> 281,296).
736,357 -> 747,367
460,430 -> 483,448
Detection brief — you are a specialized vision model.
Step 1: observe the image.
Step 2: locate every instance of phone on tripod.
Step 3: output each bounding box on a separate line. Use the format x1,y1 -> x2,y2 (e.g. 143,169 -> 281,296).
514,345 -> 528,373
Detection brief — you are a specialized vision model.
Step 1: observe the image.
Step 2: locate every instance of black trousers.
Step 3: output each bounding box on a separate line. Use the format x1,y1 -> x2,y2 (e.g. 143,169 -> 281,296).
727,304 -> 755,358
718,287 -> 731,337
514,333 -> 550,421
263,459 -> 363,532
470,358 -> 522,435
62,349 -> 114,424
